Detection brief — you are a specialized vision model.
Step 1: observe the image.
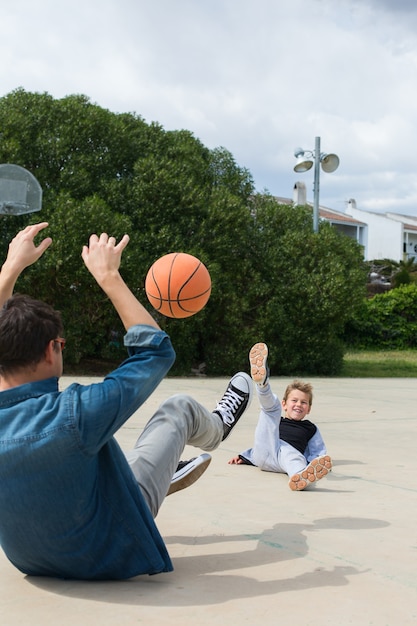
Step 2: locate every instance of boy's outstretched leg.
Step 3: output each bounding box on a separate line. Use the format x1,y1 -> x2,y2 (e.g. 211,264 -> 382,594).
288,455 -> 333,491
249,342 -> 269,387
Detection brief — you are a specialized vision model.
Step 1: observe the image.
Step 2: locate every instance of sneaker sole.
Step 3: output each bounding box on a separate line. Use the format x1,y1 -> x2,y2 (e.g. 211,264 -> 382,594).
288,455 -> 332,491
167,454 -> 212,496
249,342 -> 268,385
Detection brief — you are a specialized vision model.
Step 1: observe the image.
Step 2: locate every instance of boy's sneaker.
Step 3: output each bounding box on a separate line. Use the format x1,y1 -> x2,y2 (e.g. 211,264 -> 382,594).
167,453 -> 212,496
249,342 -> 269,387
288,455 -> 333,491
213,372 -> 253,440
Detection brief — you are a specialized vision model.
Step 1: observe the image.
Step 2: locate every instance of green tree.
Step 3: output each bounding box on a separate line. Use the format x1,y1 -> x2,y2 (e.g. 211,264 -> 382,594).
15,193 -> 135,364
0,88 -> 155,213
344,284 -> 417,349
238,196 -> 367,375
0,89 -> 367,375
391,258 -> 417,288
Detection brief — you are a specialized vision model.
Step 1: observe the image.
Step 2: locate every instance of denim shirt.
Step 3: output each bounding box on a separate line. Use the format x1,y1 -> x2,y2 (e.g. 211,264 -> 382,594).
0,324 -> 176,580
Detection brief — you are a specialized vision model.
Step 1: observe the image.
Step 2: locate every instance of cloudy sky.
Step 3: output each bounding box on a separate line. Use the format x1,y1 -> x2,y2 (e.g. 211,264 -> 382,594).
2,0 -> 417,215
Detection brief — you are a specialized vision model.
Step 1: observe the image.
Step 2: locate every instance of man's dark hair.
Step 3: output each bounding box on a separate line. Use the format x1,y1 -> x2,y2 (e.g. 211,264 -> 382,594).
0,294 -> 63,375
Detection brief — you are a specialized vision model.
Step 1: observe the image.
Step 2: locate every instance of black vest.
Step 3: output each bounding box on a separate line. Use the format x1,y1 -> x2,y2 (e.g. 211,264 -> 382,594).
279,418 -> 317,454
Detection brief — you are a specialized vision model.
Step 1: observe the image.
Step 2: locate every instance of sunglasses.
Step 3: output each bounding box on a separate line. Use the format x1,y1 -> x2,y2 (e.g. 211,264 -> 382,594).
54,338 -> 66,351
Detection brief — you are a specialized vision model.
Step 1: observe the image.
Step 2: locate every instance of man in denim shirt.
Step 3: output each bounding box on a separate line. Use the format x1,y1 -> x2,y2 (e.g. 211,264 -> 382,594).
0,223 -> 252,580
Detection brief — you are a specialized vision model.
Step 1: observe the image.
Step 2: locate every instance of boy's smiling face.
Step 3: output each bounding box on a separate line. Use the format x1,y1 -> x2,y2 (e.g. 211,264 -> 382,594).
282,389 -> 311,421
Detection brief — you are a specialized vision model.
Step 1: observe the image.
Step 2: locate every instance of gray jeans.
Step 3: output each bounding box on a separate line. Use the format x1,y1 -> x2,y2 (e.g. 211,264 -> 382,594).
124,394 -> 223,517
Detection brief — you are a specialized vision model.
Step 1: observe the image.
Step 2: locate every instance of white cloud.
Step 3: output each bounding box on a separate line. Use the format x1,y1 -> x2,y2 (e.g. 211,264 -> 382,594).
2,0 -> 417,214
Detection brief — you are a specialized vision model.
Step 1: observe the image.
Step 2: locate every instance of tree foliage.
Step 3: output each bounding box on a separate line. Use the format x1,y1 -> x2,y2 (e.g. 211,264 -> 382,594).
344,284 -> 417,349
237,196 -> 367,374
0,88 -> 367,375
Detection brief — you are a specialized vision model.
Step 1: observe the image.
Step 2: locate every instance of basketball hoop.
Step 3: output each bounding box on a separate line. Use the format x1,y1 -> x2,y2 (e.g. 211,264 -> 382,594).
0,164 -> 42,215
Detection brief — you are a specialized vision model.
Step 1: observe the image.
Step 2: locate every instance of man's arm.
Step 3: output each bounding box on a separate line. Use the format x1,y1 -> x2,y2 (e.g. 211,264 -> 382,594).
81,232 -> 160,331
0,222 -> 52,307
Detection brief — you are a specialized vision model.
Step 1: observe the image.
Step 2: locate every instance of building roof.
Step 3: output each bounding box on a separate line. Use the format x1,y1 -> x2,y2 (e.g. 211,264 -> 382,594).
274,196 -> 366,227
318,207 -> 365,226
404,222 -> 417,232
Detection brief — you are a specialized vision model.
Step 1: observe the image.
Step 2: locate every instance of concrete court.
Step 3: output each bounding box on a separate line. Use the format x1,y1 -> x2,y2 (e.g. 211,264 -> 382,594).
0,375 -> 416,626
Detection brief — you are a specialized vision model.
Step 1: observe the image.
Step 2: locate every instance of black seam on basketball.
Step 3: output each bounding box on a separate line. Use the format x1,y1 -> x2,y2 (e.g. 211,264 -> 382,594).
150,288 -> 210,305
176,265 -> 209,312
177,263 -> 209,297
176,261 -> 201,298
150,266 -> 163,311
167,253 -> 180,317
175,286 -> 211,303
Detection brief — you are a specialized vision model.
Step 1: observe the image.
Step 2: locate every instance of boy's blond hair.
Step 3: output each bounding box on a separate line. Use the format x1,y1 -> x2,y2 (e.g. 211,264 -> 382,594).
283,380 -> 313,406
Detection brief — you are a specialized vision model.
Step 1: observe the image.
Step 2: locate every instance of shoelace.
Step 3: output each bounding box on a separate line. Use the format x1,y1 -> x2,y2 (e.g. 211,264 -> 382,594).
216,388 -> 244,425
175,458 -> 195,472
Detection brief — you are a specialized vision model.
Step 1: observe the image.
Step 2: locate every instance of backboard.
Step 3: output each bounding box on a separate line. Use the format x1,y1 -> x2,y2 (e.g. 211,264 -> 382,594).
0,164 -> 42,215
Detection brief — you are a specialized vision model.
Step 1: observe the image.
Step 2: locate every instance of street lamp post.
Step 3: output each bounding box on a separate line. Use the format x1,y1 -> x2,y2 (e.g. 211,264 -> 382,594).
293,136 -> 340,233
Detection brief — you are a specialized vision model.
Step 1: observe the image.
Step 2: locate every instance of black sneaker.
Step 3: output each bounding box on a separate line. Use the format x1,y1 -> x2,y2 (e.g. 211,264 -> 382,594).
167,453 -> 212,496
249,342 -> 269,387
213,372 -> 253,440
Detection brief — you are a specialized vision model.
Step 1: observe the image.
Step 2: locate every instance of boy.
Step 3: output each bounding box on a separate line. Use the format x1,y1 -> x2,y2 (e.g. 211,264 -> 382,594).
228,343 -> 332,491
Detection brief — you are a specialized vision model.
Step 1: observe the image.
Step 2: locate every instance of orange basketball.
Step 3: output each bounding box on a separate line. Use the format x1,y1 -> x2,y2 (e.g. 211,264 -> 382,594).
145,252 -> 211,318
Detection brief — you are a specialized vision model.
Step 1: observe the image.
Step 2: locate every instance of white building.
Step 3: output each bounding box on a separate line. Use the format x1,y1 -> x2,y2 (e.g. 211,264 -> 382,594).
276,182 -> 417,262
345,200 -> 417,262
